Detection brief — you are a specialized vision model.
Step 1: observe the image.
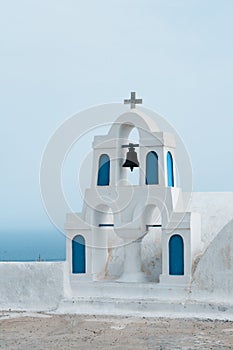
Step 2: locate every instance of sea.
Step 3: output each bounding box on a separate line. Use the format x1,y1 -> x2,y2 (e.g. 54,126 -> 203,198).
0,229 -> 66,262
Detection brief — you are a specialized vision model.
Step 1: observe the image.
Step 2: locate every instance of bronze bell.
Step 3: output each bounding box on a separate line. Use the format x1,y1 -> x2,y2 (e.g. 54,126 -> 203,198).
122,143 -> 139,172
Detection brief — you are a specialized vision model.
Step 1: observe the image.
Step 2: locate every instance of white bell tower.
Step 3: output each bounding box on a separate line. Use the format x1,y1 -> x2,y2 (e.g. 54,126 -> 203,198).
65,92 -> 202,287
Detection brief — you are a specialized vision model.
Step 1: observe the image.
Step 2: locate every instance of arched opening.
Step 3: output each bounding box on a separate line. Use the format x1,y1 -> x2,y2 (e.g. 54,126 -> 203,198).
142,205 -> 161,227
72,235 -> 86,274
123,127 -> 140,185
97,154 -> 110,186
169,234 -> 184,275
167,152 -> 174,187
145,151 -> 159,185
94,205 -> 114,227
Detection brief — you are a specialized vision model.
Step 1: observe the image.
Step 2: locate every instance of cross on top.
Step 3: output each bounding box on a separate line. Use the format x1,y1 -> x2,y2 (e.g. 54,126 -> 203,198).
124,91 -> 143,109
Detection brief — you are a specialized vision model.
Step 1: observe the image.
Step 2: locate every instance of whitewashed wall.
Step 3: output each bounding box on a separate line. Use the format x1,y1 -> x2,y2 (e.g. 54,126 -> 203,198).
192,219 -> 233,301
0,262 -> 66,311
188,192 -> 233,246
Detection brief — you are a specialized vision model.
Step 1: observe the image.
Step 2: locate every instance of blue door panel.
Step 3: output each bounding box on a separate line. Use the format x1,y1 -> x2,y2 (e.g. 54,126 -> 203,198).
169,234 -> 184,275
72,235 -> 86,274
97,154 -> 110,186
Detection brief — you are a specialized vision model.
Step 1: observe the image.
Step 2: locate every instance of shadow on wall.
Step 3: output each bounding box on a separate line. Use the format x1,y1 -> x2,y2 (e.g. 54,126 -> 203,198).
191,219 -> 233,300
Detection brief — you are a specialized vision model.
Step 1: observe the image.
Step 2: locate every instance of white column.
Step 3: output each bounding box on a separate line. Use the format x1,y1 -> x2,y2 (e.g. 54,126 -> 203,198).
158,147 -> 166,187
65,232 -> 72,274
161,229 -> 169,276
118,237 -> 147,283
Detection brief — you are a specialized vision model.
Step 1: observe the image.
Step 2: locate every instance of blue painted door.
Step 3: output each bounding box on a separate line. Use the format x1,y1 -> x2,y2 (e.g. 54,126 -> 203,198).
167,152 -> 174,187
97,154 -> 110,186
72,235 -> 86,273
145,151 -> 159,185
169,234 -> 184,275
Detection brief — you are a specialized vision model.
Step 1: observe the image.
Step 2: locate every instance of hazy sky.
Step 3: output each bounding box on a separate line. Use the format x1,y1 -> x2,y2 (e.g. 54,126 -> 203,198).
1,0 -> 233,232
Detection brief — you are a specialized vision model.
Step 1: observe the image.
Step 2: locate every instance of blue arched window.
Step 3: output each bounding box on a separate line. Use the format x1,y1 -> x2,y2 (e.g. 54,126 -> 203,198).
169,234 -> 184,275
167,152 -> 174,187
97,154 -> 110,186
145,151 -> 159,185
72,235 -> 86,274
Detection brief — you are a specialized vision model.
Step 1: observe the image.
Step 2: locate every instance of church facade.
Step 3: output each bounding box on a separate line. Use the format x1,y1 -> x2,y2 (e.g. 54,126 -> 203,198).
64,93 -> 203,287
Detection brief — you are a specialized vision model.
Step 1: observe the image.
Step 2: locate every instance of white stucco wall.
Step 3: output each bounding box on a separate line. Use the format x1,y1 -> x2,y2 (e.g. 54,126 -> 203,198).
0,262 -> 65,311
191,219 -> 233,301
188,192 -> 233,246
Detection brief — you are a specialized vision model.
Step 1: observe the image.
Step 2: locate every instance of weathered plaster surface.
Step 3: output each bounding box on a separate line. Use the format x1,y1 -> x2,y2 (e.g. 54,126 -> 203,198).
192,219 -> 233,301
188,192 -> 233,246
102,193 -> 233,282
105,229 -> 162,282
0,262 -> 65,311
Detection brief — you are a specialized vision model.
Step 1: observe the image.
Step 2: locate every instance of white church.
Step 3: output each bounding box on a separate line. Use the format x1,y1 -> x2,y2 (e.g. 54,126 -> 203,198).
65,92 -> 203,288
1,92 -> 233,316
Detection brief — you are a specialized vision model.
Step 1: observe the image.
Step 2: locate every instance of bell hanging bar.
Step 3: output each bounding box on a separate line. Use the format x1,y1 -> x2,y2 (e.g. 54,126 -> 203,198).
122,143 -> 140,172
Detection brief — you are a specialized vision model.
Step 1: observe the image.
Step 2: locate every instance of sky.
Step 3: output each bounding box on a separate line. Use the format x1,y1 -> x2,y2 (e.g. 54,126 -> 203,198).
0,0 -> 233,234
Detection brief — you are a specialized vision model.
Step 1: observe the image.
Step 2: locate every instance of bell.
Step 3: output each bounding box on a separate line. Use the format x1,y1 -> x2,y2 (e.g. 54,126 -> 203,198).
122,144 -> 139,172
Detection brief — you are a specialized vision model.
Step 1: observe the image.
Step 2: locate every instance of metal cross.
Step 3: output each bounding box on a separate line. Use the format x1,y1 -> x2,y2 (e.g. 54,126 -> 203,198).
124,91 -> 143,109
